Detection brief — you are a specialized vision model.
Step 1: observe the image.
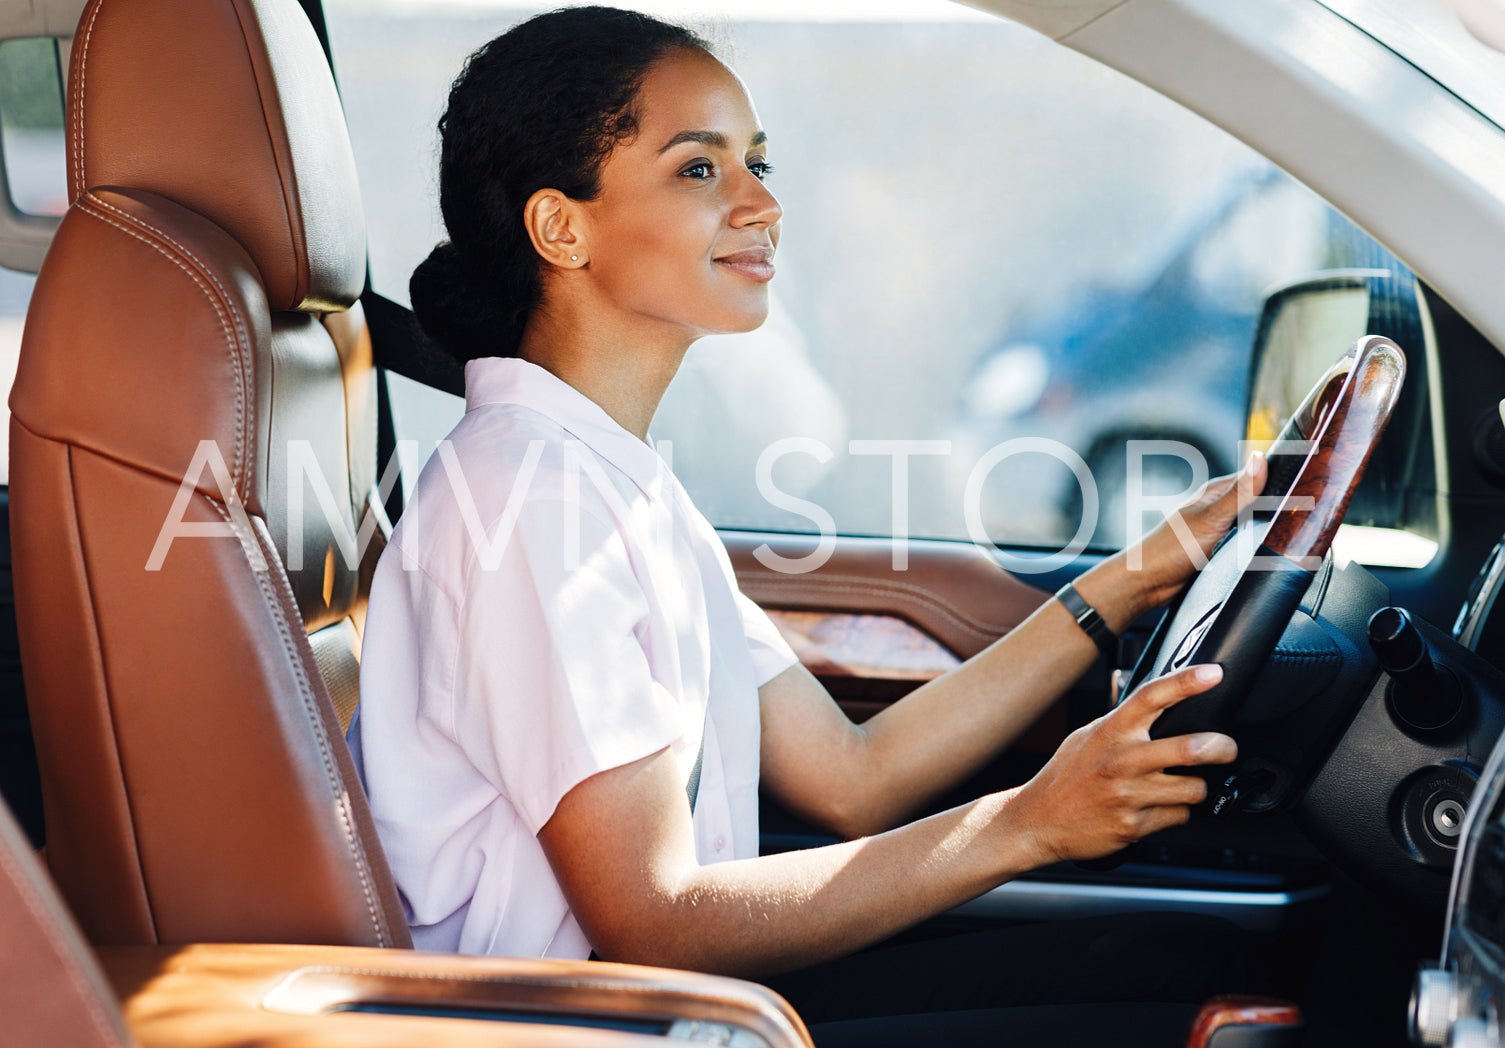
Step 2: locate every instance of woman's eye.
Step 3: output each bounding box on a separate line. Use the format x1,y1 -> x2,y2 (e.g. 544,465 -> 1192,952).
748,160 -> 775,181
681,161 -> 714,180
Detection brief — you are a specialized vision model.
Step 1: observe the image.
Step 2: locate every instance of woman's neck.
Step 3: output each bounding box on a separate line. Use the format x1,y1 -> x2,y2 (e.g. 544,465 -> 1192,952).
517,300 -> 691,443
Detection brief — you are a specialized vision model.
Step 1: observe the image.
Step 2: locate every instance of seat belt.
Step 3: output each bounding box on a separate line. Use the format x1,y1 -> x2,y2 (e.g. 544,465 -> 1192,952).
361,289 -> 465,395
687,725 -> 704,814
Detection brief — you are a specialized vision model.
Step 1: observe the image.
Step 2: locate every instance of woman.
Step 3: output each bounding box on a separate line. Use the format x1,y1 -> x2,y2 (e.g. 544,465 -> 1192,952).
352,7 -> 1270,1043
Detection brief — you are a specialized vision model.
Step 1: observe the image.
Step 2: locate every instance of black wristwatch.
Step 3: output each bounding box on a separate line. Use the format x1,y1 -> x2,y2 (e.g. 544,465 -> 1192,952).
1055,582 -> 1117,658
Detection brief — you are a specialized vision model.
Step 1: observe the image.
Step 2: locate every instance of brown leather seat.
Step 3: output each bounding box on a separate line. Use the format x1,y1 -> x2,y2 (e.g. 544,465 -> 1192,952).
0,786 -> 813,1048
8,0 -> 409,949
0,795 -> 136,1048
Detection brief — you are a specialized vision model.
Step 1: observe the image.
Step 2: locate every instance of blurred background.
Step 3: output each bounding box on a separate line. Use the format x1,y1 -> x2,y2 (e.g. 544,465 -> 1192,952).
323,0 -> 1394,553
0,0 -> 1399,554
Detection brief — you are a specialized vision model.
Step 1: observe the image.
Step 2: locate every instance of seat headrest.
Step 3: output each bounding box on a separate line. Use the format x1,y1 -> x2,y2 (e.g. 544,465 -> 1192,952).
67,0 -> 366,312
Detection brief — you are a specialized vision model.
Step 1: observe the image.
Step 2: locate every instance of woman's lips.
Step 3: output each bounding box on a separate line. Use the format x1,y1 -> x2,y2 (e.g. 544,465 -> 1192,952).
714,248 -> 776,282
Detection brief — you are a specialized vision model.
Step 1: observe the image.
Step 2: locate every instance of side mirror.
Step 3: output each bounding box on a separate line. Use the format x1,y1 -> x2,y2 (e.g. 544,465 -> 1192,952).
1247,268 -> 1438,548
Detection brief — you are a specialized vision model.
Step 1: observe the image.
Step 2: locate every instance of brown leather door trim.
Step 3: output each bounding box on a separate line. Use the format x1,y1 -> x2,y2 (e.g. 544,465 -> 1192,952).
729,533 -> 1078,753
725,532 -> 1050,660
100,943 -> 813,1048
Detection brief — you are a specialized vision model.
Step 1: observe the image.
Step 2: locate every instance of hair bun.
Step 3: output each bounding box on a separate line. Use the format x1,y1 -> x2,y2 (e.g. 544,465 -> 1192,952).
409,240 -> 518,364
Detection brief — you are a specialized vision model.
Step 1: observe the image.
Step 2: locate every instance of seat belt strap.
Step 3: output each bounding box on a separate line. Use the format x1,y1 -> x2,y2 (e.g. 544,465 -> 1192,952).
361,290 -> 465,395
687,723 -> 705,814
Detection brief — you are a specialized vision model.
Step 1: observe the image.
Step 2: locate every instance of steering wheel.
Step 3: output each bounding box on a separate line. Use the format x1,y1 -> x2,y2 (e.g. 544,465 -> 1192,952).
1121,334 -> 1407,814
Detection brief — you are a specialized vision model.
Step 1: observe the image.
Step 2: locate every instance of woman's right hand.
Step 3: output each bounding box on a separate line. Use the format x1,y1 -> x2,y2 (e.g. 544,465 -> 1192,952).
1008,663 -> 1237,866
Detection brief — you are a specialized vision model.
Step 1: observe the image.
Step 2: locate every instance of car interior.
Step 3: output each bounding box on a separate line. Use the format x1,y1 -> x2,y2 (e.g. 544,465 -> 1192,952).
4,0 -> 1505,1046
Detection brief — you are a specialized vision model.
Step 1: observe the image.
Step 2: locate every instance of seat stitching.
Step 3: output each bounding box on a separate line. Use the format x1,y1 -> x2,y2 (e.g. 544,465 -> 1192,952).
11,438 -> 227,504
82,193 -> 252,495
58,439 -> 158,940
86,195 -> 251,351
70,0 -> 105,199
84,195 -> 253,488
0,846 -> 131,1048
207,501 -> 389,947
210,503 -> 390,946
737,573 -> 1014,643
75,199 -> 249,496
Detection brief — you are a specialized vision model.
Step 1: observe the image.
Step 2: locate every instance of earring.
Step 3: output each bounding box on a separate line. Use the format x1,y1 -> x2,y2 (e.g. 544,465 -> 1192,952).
570,255 -> 579,262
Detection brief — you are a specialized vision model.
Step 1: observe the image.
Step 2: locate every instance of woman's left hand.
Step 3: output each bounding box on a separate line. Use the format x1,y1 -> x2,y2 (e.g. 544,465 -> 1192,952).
1128,450 -> 1268,611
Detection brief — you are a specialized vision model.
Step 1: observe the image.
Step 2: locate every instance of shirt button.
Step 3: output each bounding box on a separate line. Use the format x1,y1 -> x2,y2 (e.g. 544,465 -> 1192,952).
713,835 -> 727,852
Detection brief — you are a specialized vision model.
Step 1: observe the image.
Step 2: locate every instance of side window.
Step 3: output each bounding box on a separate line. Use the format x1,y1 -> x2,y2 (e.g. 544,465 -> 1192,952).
325,0 -> 1419,558
0,34 -> 66,485
0,38 -> 67,216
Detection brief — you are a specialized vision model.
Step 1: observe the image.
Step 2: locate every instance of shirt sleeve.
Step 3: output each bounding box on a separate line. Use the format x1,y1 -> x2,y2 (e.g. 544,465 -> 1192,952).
450,499 -> 683,835
679,493 -> 800,689
734,589 -> 799,687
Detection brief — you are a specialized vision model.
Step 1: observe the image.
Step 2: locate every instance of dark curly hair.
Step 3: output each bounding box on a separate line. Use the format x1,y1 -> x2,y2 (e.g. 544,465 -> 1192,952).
409,6 -> 714,363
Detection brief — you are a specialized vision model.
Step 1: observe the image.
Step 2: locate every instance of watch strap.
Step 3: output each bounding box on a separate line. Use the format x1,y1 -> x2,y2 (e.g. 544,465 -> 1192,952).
1055,581 -> 1117,657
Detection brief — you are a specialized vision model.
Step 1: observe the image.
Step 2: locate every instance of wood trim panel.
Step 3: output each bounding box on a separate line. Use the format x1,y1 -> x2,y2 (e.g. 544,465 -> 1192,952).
736,537 -> 1073,750
766,608 -> 964,716
764,608 -> 1070,752
1185,996 -> 1302,1048
766,609 -> 960,683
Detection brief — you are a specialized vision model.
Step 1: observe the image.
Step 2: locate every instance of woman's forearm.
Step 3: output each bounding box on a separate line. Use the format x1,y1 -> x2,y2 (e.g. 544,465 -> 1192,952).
761,461 -> 1264,841
590,790 -> 1036,978
838,577 -> 1115,836
565,666 -> 1230,978
760,551 -> 1167,841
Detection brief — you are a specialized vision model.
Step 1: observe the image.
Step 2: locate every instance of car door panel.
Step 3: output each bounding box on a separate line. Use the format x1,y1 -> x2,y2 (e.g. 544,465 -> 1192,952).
724,531 -> 1083,758
728,529 -> 1334,935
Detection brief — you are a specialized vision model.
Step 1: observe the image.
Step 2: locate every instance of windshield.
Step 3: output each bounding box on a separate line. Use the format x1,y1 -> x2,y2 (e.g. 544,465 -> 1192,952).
1318,0 -> 1505,130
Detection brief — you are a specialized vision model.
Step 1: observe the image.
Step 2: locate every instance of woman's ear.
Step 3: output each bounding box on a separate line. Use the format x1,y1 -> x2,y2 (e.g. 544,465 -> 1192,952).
524,188 -> 588,269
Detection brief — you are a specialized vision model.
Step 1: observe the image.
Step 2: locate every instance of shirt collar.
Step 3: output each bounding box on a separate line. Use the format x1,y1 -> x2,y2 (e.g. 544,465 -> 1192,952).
464,356 -> 667,499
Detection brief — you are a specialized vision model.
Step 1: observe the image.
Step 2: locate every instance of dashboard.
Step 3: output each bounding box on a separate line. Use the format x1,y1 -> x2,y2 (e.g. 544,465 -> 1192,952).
1411,531 -> 1505,1046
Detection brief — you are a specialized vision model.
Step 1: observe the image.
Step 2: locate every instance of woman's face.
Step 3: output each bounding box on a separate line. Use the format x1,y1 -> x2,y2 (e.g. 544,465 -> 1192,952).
580,48 -> 782,339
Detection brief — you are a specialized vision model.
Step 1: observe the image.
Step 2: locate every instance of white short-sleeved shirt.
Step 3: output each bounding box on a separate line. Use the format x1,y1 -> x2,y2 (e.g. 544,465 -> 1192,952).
350,356 -> 798,959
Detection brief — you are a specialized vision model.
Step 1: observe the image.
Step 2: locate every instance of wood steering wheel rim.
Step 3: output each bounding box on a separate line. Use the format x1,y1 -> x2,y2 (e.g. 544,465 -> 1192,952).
1263,334 -> 1408,568
1132,335 -> 1408,778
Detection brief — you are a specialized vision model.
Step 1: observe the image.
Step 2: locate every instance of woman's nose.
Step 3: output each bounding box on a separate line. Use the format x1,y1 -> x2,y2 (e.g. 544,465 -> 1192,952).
733,171 -> 782,229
